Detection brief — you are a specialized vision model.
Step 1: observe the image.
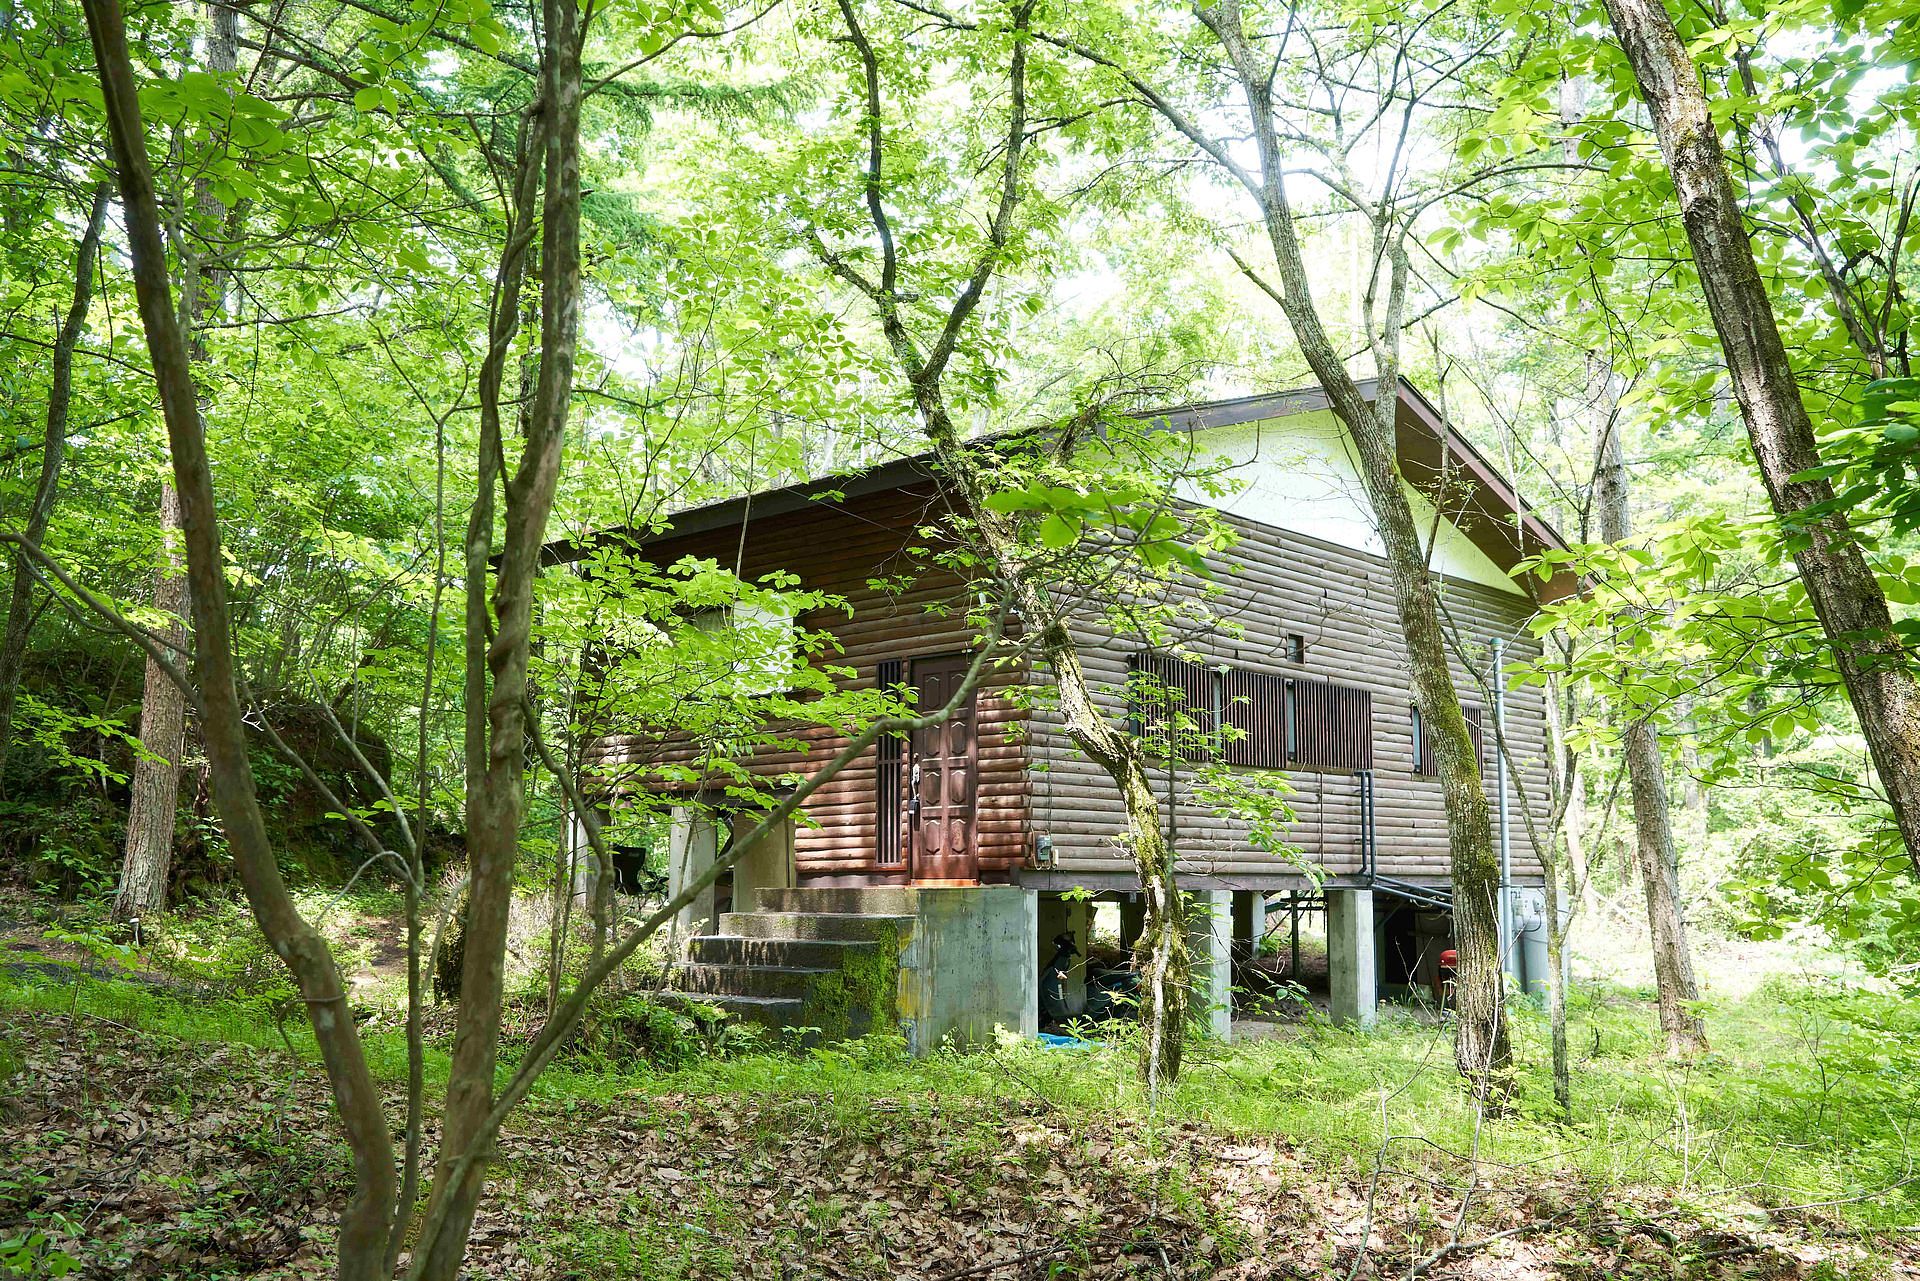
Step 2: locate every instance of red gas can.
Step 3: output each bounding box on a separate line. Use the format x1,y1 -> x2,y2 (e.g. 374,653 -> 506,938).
1435,948 -> 1458,1008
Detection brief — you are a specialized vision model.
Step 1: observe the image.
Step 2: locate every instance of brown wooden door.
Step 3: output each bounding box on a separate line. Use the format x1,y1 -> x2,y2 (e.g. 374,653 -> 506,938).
909,654 -> 979,884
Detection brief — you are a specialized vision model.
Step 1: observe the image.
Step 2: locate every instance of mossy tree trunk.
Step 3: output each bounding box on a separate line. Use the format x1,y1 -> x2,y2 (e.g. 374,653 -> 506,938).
1602,0 -> 1920,867
114,0 -> 236,927
1186,0 -> 1511,1096
82,0 -> 399,1271
819,0 -> 1195,1090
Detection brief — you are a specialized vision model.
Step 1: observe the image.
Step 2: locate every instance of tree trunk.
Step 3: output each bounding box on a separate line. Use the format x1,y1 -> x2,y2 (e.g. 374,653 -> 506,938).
1029,615 -> 1190,1086
1601,0 -> 1920,865
1191,0 -> 1509,1096
821,0 -> 1195,1088
0,183 -> 109,776
112,0 -> 234,926
1592,391 -> 1707,1055
113,479 -> 189,925
1541,841 -> 1572,1117
82,0 -> 398,1273
1623,719 -> 1707,1053
1562,743 -> 1597,913
901,400 -> 1196,1089
413,0 -> 583,1263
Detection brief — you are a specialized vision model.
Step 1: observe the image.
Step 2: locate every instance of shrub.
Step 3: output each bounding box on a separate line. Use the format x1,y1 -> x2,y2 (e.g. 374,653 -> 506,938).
565,993 -> 773,1071
0,795 -> 126,899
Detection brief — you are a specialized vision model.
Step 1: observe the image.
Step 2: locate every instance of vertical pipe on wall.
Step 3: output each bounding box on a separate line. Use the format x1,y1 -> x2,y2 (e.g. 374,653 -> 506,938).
1491,637 -> 1513,979
1289,893 -> 1300,980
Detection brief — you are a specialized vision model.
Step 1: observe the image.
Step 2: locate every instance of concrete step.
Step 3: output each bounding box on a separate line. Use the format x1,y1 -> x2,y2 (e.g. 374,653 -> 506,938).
719,911 -> 914,943
660,991 -> 803,1030
756,885 -> 916,916
688,935 -> 883,969
676,962 -> 828,1000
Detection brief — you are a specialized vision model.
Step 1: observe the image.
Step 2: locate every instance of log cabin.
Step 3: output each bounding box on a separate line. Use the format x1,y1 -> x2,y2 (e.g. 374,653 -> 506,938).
572,377 -> 1574,1049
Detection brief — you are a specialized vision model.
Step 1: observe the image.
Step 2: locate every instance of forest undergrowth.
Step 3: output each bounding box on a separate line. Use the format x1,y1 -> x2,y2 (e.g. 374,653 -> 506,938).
1,901 -> 1915,1280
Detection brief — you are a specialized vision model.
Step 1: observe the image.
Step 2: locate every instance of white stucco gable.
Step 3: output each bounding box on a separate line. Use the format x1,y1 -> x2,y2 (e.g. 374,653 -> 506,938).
1178,409 -> 1525,596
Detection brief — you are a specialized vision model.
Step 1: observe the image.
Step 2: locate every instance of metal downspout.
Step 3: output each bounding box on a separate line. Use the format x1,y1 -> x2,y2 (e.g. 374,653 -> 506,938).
1491,637 -> 1513,981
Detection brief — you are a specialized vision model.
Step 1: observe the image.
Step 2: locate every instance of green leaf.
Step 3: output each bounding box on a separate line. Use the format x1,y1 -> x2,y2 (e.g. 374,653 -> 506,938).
1038,512 -> 1081,549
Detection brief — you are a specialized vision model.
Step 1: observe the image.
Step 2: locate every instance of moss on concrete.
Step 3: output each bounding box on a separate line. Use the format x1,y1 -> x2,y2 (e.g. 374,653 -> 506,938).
798,926 -> 901,1040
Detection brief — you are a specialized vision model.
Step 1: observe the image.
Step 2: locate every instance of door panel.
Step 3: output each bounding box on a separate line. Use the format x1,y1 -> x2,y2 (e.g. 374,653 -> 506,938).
909,655 -> 979,883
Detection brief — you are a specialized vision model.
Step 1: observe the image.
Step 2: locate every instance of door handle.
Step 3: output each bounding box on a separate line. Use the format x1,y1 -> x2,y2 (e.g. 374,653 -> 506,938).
909,761 -> 923,816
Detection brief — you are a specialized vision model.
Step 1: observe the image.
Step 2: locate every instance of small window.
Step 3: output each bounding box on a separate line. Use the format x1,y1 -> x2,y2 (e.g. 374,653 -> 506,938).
1286,634 -> 1306,664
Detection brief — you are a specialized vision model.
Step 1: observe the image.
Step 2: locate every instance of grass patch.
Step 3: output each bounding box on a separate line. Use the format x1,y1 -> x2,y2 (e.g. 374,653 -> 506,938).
3,960 -> 1915,1235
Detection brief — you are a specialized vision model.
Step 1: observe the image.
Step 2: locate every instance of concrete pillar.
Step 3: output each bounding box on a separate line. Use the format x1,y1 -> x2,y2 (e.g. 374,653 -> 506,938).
1187,889 -> 1232,1041
730,813 -> 795,915
565,806 -> 597,906
666,807 -> 718,950
1036,894 -> 1089,1020
1230,891 -> 1264,981
1327,887 -> 1377,1029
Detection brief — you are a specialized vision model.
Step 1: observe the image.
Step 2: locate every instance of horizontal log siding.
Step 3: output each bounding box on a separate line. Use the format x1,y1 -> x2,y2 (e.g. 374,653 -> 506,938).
1026,512 -> 1550,884
582,485 -> 1032,880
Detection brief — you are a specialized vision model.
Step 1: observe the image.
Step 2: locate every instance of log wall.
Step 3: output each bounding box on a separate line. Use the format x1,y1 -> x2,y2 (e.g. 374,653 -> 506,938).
1027,511 -> 1552,883
584,483 -> 1553,889
581,482 -> 1034,881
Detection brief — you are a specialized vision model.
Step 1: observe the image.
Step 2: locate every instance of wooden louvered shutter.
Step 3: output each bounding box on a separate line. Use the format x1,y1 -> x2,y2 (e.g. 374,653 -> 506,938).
1415,703 -> 1482,776
1290,678 -> 1373,772
1220,668 -> 1290,768
875,659 -> 905,864
1130,653 -> 1217,761
1127,653 -> 1167,755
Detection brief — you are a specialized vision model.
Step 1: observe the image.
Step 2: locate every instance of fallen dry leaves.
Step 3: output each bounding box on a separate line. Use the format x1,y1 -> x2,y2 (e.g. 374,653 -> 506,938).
0,1010 -> 1910,1279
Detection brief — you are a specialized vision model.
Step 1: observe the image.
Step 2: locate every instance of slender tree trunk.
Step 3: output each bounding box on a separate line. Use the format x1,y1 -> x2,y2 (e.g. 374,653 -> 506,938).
1541,840 -> 1572,1116
1190,0 -> 1509,1095
0,182 -> 109,774
413,0 -> 583,1263
113,1 -> 234,925
1537,666 -> 1579,1114
821,0 -> 1194,1087
1562,746 -> 1597,914
1029,610 -> 1191,1086
1622,720 -> 1707,1052
1601,0 -> 1920,864
1592,388 -> 1707,1054
81,0 -> 398,1273
900,394 -> 1195,1088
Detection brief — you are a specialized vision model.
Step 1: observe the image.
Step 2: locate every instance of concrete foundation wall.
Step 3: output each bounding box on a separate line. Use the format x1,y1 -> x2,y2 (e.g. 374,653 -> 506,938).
899,886 -> 1038,1054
